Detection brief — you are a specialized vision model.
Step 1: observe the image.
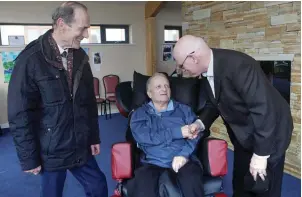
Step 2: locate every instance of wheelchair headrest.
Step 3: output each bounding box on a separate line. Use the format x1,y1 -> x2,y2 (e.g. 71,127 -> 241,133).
132,71 -> 201,113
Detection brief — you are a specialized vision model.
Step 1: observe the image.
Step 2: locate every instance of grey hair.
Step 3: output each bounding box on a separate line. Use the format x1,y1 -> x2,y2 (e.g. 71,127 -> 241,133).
52,1 -> 87,27
146,72 -> 169,92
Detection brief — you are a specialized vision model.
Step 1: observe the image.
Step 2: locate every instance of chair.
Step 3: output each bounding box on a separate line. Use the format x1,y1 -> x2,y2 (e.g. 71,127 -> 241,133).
115,81 -> 132,118
110,77 -> 228,197
93,77 -> 108,118
103,74 -> 120,119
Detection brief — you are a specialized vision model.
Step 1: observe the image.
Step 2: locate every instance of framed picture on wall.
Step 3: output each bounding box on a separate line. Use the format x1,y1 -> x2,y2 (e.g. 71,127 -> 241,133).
8,36 -> 25,46
162,44 -> 176,62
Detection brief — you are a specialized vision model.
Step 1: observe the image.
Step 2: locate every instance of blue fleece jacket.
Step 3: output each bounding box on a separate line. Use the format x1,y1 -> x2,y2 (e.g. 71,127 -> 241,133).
130,100 -> 203,168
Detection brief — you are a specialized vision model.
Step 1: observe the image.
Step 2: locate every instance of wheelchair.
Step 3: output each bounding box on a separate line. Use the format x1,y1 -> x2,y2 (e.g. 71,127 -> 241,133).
110,71 -> 228,197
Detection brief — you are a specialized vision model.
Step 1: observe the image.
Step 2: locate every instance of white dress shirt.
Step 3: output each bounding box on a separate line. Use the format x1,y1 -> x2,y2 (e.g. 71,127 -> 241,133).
195,50 -> 214,132
195,119 -> 205,131
57,44 -> 68,70
202,49 -> 215,98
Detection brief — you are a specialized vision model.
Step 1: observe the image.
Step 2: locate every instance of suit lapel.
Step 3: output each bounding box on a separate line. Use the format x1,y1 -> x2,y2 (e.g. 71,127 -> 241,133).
202,77 -> 217,105
213,49 -> 221,102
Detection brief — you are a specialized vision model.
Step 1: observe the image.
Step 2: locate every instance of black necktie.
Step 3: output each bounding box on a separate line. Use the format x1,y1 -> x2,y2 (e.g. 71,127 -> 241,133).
61,51 -> 68,58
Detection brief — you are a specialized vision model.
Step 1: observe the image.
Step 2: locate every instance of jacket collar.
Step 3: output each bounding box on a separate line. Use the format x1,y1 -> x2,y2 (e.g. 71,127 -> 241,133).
202,49 -> 214,77
148,100 -> 174,114
144,100 -> 179,116
38,29 -> 87,70
38,29 -> 63,68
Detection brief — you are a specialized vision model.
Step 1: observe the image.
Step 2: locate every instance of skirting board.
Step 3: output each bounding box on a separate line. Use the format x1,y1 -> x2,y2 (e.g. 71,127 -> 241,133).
1,109 -> 120,129
98,108 -> 119,116
97,104 -> 119,115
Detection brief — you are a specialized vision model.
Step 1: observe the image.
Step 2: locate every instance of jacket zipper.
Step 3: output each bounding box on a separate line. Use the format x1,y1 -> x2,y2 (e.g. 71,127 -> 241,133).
71,57 -> 89,163
59,68 -> 76,160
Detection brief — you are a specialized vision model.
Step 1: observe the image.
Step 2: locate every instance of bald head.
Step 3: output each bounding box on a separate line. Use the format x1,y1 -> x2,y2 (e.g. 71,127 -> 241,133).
172,35 -> 211,77
173,35 -> 209,65
146,73 -> 169,92
146,73 -> 171,104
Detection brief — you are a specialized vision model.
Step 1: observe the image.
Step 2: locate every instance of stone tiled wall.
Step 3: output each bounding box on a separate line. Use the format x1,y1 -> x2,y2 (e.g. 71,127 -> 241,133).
182,1 -> 301,178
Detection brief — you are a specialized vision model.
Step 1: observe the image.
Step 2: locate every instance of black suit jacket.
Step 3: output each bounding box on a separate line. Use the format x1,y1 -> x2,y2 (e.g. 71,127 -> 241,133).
198,48 -> 293,162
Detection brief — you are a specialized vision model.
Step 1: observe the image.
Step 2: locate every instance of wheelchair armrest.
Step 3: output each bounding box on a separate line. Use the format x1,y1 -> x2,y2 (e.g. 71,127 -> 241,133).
111,142 -> 133,181
199,138 -> 228,177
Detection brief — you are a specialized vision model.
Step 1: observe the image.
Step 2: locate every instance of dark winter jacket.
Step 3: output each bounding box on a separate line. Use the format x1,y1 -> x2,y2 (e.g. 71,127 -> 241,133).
7,29 -> 100,171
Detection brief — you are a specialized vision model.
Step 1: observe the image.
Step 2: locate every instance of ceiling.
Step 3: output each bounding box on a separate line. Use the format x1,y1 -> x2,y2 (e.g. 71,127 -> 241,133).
163,1 -> 182,10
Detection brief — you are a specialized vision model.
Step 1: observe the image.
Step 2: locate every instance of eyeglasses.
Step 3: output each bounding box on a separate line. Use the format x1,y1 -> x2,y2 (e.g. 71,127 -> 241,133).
177,51 -> 195,74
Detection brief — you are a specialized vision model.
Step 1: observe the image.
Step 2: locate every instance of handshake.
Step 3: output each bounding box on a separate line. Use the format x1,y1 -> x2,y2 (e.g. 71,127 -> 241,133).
181,120 -> 204,140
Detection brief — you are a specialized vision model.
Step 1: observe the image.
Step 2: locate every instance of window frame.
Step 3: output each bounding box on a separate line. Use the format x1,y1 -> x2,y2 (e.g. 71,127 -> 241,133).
100,24 -> 130,44
164,25 -> 182,44
80,25 -> 102,44
0,23 -> 131,46
0,23 -> 51,46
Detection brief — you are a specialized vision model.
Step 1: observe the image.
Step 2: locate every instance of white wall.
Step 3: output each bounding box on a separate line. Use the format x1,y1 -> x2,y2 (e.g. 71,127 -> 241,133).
156,3 -> 182,75
0,1 -> 146,125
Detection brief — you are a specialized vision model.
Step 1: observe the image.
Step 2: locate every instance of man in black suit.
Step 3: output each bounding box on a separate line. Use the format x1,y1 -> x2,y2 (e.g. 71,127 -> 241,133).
172,35 -> 293,197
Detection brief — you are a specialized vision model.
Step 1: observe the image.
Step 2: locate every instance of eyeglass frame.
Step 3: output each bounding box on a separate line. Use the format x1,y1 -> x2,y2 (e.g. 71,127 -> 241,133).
176,51 -> 195,74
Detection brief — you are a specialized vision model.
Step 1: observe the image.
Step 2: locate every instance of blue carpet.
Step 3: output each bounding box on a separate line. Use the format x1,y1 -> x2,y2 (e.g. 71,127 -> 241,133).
0,114 -> 300,197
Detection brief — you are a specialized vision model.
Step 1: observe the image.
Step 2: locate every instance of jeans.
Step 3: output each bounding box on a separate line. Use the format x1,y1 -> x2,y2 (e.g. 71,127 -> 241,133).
40,156 -> 108,197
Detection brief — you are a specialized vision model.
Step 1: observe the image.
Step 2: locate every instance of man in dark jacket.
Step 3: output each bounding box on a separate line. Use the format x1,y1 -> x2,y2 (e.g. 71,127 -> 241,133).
7,2 -> 107,197
128,73 -> 205,197
173,35 -> 293,197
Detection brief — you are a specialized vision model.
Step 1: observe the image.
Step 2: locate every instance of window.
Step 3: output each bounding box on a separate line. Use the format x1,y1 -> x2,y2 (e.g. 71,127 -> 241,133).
1,25 -> 24,45
0,25 -> 52,45
0,24 -> 130,46
164,26 -> 182,43
81,26 -> 101,44
101,25 -> 129,44
24,25 -> 52,44
258,61 -> 291,104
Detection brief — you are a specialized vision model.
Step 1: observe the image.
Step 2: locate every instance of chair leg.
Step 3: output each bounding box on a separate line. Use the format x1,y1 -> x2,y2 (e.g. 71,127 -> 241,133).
100,104 -> 103,116
109,101 -> 111,119
104,102 -> 107,119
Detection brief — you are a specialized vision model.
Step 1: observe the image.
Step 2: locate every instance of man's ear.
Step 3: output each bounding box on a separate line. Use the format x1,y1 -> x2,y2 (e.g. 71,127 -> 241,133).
57,18 -> 67,31
57,18 -> 63,26
191,54 -> 199,64
147,90 -> 152,100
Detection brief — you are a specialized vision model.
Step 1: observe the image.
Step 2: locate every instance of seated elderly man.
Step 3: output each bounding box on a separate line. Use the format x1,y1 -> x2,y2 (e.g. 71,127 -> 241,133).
128,72 -> 205,197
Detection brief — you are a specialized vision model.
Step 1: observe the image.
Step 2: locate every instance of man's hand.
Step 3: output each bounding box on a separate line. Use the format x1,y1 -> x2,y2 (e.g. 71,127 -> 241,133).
188,123 -> 200,139
172,156 -> 188,173
181,124 -> 200,139
24,166 -> 41,175
249,154 -> 268,181
181,125 -> 192,138
91,144 -> 100,155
